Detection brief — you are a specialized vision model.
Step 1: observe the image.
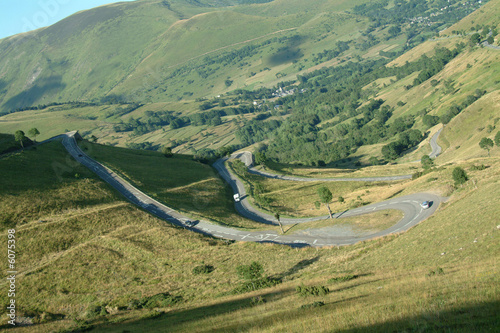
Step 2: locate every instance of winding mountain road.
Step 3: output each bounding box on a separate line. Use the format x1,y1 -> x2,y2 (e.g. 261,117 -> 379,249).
429,128 -> 443,158
61,131 -> 443,247
237,126 -> 444,181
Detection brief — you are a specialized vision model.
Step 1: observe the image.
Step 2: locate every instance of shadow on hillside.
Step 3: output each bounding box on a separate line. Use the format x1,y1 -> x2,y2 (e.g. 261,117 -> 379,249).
94,289 -> 294,332
89,294 -> 499,332
3,75 -> 66,110
338,300 -> 500,333
277,256 -> 320,279
267,35 -> 305,67
0,79 -> 6,95
263,155 -> 375,176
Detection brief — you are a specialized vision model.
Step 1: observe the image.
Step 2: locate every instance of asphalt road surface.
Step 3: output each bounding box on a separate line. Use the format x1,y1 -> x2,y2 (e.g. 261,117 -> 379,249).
61,132 -> 442,247
429,128 -> 443,158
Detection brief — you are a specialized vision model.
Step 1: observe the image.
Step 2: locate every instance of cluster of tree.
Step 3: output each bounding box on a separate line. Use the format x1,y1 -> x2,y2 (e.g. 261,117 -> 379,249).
103,103 -> 143,118
236,119 -> 281,146
381,129 -> 423,160
1,101 -> 99,116
439,89 -> 486,124
234,41 -> 467,166
312,41 -> 350,64
353,0 -> 482,27
114,111 -> 188,135
190,109 -> 224,126
113,103 -> 265,137
8,128 -> 40,152
353,0 -> 430,25
412,46 -> 464,86
125,141 -> 159,151
193,145 -> 237,164
168,35 -> 298,82
354,32 -> 380,51
379,49 -> 405,58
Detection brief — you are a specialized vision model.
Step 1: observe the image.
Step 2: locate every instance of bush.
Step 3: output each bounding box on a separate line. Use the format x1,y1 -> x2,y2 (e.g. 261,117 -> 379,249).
231,277 -> 282,294
452,167 -> 468,185
327,275 -> 358,283
192,264 -> 215,275
296,285 -> 330,297
143,293 -> 182,309
237,261 -> 263,281
85,305 -> 108,319
128,292 -> 182,310
470,164 -> 487,171
427,267 -> 444,277
301,301 -> 325,309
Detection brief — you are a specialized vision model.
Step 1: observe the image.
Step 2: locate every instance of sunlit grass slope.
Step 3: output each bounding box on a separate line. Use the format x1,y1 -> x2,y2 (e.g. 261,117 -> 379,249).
78,140 -> 256,229
0,136 -> 498,332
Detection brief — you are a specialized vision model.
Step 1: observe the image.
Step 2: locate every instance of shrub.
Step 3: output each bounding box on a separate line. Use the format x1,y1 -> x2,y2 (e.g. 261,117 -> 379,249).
296,285 -> 330,297
301,301 -> 325,309
452,167 -> 468,185
427,267 -> 444,277
470,164 -> 487,171
128,292 -> 182,310
85,305 -> 108,319
143,293 -> 182,309
237,261 -> 263,281
231,277 -> 282,294
328,275 -> 358,283
421,154 -> 434,170
192,264 -> 215,275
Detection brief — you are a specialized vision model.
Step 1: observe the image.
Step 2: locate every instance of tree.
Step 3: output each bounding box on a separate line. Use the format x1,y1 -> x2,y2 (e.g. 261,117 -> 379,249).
161,146 -> 173,158
338,196 -> 344,204
479,137 -> 494,156
487,36 -> 494,45
452,167 -> 468,186
495,131 -> 500,147
274,212 -> 284,234
254,152 -> 266,166
28,128 -> 40,143
422,114 -> 439,128
470,33 -> 481,46
382,141 -> 403,160
14,130 -> 26,149
421,154 -> 434,170
317,186 -> 333,218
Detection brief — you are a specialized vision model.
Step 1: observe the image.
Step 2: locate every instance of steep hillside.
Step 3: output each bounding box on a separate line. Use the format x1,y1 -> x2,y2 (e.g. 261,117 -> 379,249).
0,1 -> 498,332
0,137 -> 498,332
0,0 -> 483,114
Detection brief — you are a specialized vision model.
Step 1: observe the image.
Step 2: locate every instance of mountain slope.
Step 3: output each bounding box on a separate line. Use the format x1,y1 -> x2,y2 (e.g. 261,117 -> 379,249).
0,0 -> 482,113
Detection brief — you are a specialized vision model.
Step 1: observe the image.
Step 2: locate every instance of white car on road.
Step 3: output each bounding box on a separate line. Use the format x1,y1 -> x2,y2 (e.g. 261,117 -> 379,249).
233,193 -> 240,202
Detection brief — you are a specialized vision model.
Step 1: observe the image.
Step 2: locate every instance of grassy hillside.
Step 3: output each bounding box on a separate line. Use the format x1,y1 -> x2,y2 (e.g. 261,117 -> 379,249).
0,2 -> 498,331
0,137 -> 497,332
0,0 -> 492,156
0,0 -> 480,112
77,140 -> 258,229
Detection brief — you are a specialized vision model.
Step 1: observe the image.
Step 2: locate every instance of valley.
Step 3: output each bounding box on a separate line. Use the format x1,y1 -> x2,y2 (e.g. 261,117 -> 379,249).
0,0 -> 498,331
